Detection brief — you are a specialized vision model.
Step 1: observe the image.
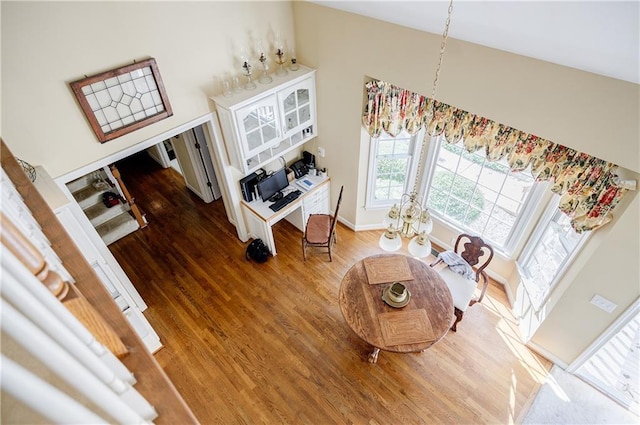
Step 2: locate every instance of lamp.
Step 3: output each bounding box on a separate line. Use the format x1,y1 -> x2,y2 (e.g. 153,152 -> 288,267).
378,0 -> 453,257
274,34 -> 287,76
239,47 -> 256,90
379,193 -> 434,257
257,41 -> 273,84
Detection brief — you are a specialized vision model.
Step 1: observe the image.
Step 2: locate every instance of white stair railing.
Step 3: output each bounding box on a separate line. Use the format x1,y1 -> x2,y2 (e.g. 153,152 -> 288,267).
1,355 -> 109,424
1,248 -> 158,423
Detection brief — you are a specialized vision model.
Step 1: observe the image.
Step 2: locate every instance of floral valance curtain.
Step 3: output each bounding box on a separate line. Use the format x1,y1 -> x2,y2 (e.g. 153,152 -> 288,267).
363,80 -> 628,232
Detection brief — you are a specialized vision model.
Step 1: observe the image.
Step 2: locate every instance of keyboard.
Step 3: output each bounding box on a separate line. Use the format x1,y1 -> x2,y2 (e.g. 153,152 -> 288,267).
269,190 -> 302,212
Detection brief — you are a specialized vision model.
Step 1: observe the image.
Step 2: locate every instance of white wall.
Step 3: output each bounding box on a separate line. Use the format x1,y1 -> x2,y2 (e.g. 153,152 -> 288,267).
1,2 -> 296,178
293,2 -> 640,365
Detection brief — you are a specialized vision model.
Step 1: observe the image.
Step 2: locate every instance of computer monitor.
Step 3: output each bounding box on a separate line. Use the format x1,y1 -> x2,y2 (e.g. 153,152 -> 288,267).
257,168 -> 289,202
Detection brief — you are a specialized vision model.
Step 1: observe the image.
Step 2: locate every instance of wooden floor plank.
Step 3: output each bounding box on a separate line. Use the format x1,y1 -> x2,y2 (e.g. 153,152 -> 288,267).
109,152 -> 551,424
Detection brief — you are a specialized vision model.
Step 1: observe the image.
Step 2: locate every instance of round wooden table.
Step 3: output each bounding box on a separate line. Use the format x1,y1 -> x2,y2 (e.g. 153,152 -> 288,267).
339,254 -> 454,363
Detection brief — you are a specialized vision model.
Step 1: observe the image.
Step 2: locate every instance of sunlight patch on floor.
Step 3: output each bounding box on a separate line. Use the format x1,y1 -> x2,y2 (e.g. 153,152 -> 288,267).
508,370 -> 517,424
544,373 -> 572,402
496,320 -> 549,383
484,291 -> 551,384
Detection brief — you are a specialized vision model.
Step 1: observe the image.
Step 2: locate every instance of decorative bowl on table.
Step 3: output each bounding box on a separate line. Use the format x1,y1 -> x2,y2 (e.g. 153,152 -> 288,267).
382,282 -> 411,308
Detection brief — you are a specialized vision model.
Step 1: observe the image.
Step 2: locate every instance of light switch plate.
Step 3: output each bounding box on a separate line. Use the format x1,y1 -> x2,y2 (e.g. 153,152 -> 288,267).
590,294 -> 617,313
317,147 -> 325,158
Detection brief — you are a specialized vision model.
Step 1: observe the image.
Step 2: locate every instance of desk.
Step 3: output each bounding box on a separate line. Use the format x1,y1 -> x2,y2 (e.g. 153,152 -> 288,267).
339,254 -> 454,363
241,174 -> 330,255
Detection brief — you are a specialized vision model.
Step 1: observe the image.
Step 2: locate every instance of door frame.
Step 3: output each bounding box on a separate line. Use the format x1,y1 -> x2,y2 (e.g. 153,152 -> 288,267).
146,142 -> 172,168
568,297 -> 640,373
172,130 -> 214,203
55,113 -> 247,241
179,125 -> 222,203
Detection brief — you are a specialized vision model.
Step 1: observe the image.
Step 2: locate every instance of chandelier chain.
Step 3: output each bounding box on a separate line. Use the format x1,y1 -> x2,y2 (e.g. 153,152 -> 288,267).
411,0 -> 454,197
432,0 -> 454,100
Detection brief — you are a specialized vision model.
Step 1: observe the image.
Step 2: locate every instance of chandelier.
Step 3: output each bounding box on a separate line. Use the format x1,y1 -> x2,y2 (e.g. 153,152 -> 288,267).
378,0 -> 453,258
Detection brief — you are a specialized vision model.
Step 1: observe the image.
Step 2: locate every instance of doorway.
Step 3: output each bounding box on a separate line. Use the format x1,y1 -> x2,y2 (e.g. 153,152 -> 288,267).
63,121 -> 225,248
145,124 -> 222,203
56,113 -> 246,246
570,299 -> 640,415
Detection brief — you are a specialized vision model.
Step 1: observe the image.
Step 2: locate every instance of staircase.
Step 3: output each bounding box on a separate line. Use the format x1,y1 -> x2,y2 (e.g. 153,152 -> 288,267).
67,167 -> 145,245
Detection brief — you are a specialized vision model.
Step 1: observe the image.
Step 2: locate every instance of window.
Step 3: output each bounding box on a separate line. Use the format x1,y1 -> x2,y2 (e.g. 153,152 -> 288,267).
69,58 -> 173,143
519,198 -> 589,309
366,130 -> 421,208
424,134 -> 543,252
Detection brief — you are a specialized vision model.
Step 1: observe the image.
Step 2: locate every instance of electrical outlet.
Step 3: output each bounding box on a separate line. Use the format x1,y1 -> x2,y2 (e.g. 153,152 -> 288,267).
317,147 -> 325,158
590,294 -> 617,313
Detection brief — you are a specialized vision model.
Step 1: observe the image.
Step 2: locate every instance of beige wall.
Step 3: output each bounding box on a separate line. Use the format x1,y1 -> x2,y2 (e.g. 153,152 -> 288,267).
293,2 -> 640,365
3,1 -> 639,366
531,192 -> 639,362
1,1 -> 295,178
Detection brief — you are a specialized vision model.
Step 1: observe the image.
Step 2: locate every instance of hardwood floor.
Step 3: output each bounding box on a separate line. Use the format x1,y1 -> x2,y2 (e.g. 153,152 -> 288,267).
109,152 -> 552,424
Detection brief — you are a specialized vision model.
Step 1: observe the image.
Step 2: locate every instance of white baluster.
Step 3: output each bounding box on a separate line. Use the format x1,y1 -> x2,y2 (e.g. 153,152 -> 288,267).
1,247 -> 135,383
1,355 -> 108,424
1,299 -> 155,424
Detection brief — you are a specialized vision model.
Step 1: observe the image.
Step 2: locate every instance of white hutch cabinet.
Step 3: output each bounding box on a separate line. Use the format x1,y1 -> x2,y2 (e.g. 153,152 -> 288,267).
212,66 -> 317,174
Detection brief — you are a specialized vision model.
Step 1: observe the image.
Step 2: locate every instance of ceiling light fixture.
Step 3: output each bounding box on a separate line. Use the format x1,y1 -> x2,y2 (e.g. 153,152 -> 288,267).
379,0 -> 454,258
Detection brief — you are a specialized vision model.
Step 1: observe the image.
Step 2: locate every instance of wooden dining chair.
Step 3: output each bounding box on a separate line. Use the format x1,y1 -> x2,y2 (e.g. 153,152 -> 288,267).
430,233 -> 494,331
302,185 -> 344,261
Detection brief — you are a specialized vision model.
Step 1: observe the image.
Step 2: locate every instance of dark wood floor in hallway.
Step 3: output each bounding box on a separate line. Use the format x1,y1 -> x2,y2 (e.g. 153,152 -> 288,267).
109,152 -> 551,424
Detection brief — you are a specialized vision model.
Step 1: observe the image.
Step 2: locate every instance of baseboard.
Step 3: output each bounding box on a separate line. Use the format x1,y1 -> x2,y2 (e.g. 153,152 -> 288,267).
337,215 -> 356,231
499,275 -> 516,307
526,341 -> 568,369
351,222 -> 383,231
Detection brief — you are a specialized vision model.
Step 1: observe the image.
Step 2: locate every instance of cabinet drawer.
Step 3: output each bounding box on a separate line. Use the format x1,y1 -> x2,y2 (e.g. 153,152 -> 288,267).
305,203 -> 328,216
304,196 -> 329,212
303,185 -> 331,223
303,184 -> 329,207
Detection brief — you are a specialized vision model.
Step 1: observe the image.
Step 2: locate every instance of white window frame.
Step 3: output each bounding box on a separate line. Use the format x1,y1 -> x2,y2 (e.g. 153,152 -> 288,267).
517,196 -> 590,311
420,133 -> 547,255
365,129 -> 423,209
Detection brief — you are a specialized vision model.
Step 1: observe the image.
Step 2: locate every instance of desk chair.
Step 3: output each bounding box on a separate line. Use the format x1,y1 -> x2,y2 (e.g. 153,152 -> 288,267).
302,185 -> 344,261
430,233 -> 493,331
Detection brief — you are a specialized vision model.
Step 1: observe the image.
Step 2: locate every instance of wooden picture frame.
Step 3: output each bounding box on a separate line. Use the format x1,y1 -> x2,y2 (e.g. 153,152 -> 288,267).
70,58 -> 173,143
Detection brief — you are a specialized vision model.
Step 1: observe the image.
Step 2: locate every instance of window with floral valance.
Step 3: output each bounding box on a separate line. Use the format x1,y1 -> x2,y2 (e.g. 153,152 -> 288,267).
362,80 -> 628,232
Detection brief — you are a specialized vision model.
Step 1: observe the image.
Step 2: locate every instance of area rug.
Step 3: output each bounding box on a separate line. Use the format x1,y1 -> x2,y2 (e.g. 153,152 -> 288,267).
522,365 -> 638,424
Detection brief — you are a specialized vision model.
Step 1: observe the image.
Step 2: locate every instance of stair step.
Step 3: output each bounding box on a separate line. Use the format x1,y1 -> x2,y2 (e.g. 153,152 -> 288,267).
84,200 -> 128,227
67,171 -> 108,193
96,212 -> 140,246
72,182 -> 113,210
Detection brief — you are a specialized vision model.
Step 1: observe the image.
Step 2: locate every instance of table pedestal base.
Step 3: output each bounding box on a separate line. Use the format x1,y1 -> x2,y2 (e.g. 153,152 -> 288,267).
368,347 -> 380,364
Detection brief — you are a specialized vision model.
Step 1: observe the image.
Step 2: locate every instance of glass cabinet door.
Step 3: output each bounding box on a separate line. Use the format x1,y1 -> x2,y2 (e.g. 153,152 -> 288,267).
277,77 -> 315,137
236,96 -> 280,156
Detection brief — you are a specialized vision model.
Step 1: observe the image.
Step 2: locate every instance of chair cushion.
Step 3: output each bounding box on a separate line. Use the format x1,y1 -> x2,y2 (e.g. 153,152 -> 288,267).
305,214 -> 331,244
439,267 -> 476,311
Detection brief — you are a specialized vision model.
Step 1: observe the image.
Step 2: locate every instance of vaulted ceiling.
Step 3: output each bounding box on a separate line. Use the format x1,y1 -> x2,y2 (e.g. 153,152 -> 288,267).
309,1 -> 639,84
